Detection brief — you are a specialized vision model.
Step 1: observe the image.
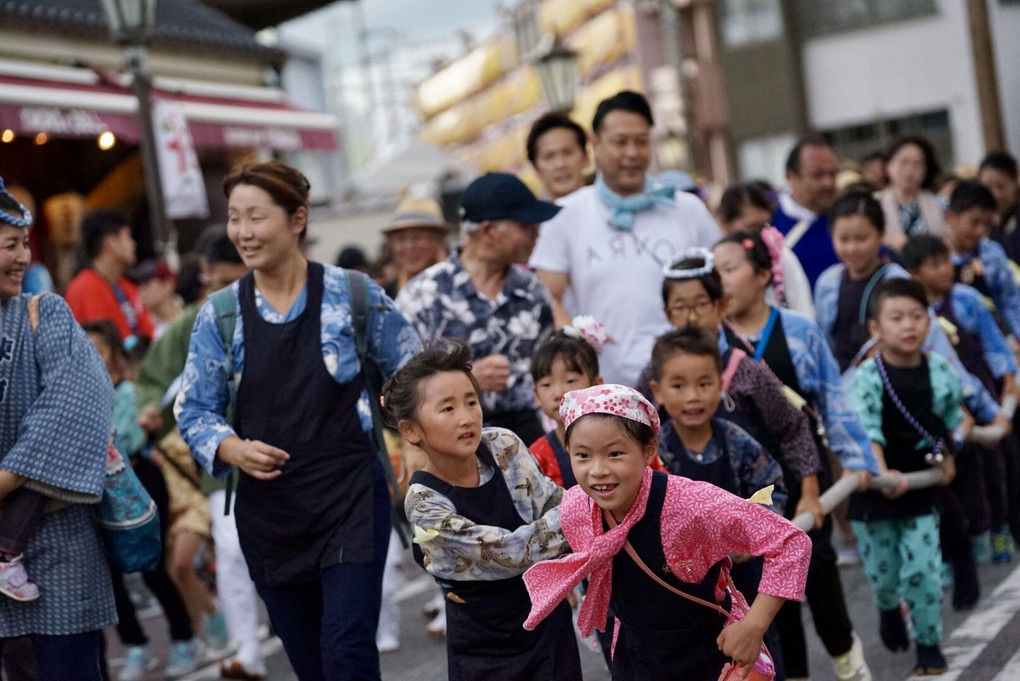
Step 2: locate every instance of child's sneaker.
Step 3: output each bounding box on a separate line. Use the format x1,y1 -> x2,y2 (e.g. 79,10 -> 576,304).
973,532 -> 992,564
991,526 -> 1013,563
0,555 -> 39,602
203,611 -> 233,660
165,638 -> 203,679
914,643 -> 947,676
832,632 -> 872,681
117,645 -> 156,681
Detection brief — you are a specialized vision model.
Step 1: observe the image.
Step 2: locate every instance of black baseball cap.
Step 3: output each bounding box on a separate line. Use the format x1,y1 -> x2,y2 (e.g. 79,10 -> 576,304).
460,173 -> 561,224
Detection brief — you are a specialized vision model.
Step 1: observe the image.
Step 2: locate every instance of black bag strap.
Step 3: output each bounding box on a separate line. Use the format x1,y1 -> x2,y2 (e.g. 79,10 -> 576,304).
346,269 -> 409,548
208,286 -> 238,515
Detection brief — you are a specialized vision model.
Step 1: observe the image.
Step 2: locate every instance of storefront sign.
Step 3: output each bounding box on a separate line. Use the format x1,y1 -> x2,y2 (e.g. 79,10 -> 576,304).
153,98 -> 209,220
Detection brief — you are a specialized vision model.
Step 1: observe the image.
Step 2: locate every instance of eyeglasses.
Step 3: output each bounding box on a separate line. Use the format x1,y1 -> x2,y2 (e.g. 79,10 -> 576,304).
667,299 -> 715,318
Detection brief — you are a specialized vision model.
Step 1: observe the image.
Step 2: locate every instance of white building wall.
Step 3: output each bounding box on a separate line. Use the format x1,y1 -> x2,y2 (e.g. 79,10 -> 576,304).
990,0 -> 1020,155
799,0 -> 983,166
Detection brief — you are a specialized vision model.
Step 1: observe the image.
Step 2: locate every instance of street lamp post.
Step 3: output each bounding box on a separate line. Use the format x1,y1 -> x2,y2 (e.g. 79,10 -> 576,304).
99,0 -> 171,257
533,37 -> 579,113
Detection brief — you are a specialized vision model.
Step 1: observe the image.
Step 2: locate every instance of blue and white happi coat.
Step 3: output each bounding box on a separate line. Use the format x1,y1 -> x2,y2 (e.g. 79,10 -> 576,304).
0,293 -> 115,636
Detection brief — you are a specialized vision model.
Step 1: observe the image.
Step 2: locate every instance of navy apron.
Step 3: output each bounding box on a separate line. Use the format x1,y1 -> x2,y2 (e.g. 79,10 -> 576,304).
411,442 -> 582,681
610,471 -> 730,680
934,292 -> 998,395
234,262 -> 379,586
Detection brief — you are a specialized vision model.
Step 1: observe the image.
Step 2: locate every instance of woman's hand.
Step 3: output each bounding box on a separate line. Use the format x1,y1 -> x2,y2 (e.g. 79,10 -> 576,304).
717,617 -> 766,672
219,436 -> 289,481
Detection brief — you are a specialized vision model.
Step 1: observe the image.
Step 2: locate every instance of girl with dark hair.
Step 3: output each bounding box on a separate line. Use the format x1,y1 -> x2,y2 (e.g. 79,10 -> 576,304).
713,230 -> 878,681
523,384 -> 810,681
176,161 -> 419,681
390,340 -> 582,681
716,183 -> 813,316
881,136 -> 948,248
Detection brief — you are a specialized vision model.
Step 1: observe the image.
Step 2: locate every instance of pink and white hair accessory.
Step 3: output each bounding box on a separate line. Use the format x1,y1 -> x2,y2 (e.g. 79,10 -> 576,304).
759,225 -> 786,302
560,384 -> 661,436
561,315 -> 609,354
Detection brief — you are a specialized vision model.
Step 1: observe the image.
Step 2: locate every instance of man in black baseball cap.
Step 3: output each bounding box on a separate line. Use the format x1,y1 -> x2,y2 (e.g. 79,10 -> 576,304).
395,172 -> 560,444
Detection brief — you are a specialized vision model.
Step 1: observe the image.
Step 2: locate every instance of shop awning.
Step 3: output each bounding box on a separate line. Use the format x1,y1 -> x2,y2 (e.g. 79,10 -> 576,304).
0,73 -> 338,151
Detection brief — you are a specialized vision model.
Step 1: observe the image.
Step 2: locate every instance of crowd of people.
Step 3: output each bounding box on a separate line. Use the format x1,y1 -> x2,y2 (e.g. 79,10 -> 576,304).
1,85 -> 1020,681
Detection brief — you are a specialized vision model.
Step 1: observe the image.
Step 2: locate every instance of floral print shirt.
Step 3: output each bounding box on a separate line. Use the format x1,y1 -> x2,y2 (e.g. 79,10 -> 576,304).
405,428 -> 567,581
175,264 -> 420,477
396,252 -> 553,413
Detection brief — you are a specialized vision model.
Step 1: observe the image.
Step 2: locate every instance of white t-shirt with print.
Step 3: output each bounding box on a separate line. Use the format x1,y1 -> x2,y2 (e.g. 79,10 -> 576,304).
529,185 -> 721,387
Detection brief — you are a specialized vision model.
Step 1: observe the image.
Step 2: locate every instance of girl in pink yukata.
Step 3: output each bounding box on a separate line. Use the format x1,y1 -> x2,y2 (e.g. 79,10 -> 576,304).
523,384 -> 811,681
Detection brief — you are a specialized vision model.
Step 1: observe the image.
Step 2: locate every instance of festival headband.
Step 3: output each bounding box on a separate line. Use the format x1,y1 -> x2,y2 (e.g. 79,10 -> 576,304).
561,315 -> 609,354
560,384 -> 661,437
663,247 -> 715,280
0,178 -> 32,228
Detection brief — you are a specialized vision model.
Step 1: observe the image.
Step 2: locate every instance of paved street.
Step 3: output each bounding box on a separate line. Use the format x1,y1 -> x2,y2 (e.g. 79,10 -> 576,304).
100,546 -> 1020,681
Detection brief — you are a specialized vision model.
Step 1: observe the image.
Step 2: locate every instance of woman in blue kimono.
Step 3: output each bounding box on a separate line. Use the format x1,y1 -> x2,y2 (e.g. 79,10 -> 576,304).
175,161 -> 419,681
0,178 -> 115,679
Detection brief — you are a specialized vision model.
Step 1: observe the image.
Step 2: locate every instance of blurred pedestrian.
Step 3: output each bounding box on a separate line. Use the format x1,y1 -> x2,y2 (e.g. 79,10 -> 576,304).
380,197 -> 451,298
772,135 -> 841,289
881,136 -> 947,249
526,112 -> 589,200
397,172 -> 558,444
65,209 -> 154,341
132,259 -> 182,340
176,161 -> 419,681
978,151 -> 1020,265
530,90 -> 720,387
860,151 -> 887,191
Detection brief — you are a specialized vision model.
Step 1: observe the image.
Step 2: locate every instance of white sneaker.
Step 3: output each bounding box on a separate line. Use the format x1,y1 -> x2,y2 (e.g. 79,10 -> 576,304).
422,592 -> 444,617
376,633 -> 400,653
832,633 -> 872,681
425,608 -> 446,637
118,645 -> 157,681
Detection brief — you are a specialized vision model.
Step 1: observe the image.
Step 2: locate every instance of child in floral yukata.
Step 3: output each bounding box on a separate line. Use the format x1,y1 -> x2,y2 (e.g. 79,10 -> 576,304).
391,340 -> 581,681
848,278 -> 961,676
523,384 -> 810,681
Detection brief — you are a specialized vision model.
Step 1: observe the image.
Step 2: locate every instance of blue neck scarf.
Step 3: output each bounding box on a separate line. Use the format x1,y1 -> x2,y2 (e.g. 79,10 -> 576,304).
594,173 -> 675,231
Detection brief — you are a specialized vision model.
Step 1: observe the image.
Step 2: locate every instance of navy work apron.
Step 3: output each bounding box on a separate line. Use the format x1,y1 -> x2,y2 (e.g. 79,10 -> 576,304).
411,442 -> 581,681
543,431 -> 578,489
610,471 -> 730,680
234,262 -> 378,586
660,418 -> 742,496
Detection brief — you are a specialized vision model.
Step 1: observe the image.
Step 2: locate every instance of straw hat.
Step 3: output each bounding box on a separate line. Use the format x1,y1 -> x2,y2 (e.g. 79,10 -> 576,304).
382,197 -> 452,235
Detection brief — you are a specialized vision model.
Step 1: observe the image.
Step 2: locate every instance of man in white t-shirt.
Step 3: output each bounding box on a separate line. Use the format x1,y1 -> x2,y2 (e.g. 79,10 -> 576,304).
529,91 -> 720,387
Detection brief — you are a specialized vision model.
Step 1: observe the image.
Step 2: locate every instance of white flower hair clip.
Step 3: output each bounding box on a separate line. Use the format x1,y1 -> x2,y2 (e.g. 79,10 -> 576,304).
663,247 -> 715,279
562,315 -> 608,354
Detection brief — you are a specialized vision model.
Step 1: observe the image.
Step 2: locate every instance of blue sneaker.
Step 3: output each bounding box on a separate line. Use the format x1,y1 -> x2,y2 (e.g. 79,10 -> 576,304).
117,645 -> 156,681
203,611 -> 233,660
991,527 -> 1013,563
165,638 -> 203,679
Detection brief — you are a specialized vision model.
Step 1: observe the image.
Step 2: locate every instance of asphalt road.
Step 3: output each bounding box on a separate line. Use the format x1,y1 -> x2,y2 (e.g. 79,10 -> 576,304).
98,546 -> 1020,681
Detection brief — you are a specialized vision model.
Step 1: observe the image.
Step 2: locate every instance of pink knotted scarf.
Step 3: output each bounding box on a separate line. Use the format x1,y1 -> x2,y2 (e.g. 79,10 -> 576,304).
523,467 -> 653,635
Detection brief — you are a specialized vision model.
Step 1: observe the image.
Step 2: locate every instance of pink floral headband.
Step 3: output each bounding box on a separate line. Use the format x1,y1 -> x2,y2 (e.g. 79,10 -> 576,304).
560,384 -> 661,436
562,315 -> 609,354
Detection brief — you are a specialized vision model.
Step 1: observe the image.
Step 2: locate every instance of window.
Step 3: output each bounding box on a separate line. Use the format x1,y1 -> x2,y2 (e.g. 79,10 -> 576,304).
821,109 -> 953,167
737,133 -> 797,186
794,0 -> 937,39
719,0 -> 784,47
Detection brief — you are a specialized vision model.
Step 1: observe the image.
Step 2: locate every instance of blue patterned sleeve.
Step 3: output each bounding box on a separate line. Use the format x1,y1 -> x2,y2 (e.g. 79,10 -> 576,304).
113,382 -> 147,457
956,285 -> 1019,378
368,281 -> 421,379
174,298 -> 237,477
924,310 -> 1001,423
395,276 -> 441,341
812,264 -> 841,350
929,354 -> 964,433
985,241 -> 1020,339
794,316 -> 878,473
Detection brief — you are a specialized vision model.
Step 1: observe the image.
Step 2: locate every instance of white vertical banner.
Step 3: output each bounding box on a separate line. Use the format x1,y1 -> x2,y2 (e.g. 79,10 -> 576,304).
152,97 -> 209,220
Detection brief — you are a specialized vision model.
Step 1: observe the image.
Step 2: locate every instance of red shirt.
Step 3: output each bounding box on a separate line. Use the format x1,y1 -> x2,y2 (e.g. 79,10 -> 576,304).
65,268 -> 155,340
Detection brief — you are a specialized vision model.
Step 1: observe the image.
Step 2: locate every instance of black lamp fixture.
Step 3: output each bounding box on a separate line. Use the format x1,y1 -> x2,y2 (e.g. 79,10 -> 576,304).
533,36 -> 579,113
98,0 -> 158,44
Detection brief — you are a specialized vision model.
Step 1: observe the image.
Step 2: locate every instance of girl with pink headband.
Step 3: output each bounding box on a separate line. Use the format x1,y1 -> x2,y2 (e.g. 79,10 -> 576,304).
523,383 -> 810,680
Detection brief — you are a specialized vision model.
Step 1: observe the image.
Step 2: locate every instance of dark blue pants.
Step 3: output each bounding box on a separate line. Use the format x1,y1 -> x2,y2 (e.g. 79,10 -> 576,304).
0,630 -> 104,681
255,469 -> 391,681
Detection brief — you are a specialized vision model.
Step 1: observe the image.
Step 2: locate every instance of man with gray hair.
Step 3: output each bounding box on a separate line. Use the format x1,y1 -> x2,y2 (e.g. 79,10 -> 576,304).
396,173 -> 560,443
